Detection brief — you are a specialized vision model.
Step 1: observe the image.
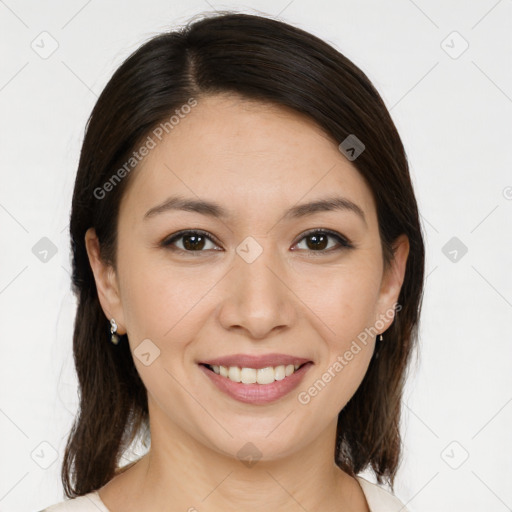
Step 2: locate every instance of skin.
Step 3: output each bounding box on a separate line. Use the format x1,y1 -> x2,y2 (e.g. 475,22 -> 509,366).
85,93 -> 409,512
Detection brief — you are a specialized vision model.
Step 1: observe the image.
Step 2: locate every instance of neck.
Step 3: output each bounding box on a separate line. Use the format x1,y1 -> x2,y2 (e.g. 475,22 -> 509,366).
101,401 -> 366,512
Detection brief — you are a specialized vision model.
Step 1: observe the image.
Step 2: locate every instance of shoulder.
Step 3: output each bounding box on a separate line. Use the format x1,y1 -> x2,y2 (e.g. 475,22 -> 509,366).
38,491 -> 109,512
39,478 -> 407,512
356,476 -> 409,512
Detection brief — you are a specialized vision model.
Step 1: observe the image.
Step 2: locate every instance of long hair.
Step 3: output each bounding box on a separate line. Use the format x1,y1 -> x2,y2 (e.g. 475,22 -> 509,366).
64,11 -> 425,496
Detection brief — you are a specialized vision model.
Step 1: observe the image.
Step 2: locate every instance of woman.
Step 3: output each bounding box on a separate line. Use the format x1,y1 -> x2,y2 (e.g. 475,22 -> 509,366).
41,11 -> 424,512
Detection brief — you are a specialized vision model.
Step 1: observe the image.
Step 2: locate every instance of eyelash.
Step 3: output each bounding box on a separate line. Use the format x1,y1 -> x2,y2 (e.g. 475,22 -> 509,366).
161,228 -> 353,257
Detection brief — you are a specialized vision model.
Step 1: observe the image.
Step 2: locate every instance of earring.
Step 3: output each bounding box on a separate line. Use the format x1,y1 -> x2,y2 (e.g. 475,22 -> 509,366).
110,318 -> 120,345
379,333 -> 383,341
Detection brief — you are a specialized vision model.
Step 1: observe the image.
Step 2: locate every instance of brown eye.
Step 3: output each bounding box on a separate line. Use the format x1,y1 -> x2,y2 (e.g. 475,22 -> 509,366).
293,229 -> 352,253
162,228 -> 352,256
162,230 -> 220,253
181,233 -> 207,250
304,233 -> 329,250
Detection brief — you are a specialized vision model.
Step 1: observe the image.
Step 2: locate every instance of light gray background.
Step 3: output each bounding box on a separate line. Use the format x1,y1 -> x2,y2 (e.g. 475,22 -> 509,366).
1,1 -> 511,511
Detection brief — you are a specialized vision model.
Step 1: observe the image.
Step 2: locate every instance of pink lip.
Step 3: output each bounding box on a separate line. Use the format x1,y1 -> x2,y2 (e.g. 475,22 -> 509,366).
200,353 -> 311,370
199,362 -> 313,405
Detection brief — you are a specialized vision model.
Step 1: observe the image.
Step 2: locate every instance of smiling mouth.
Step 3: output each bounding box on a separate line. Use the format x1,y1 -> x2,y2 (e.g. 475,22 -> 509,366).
201,363 -> 308,385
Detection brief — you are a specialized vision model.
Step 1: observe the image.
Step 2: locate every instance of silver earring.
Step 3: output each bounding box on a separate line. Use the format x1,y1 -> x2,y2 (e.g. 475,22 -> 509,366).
110,318 -> 120,345
379,333 -> 383,341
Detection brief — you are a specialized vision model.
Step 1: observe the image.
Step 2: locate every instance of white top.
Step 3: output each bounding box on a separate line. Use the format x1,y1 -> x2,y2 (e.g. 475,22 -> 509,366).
39,476 -> 409,512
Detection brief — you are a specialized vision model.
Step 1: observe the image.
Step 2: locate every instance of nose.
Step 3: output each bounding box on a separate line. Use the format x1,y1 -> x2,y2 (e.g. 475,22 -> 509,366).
216,238 -> 296,340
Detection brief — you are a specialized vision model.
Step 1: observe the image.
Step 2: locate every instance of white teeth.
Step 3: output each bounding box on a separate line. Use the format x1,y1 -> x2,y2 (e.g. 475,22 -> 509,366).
208,363 -> 304,385
274,365 -> 286,381
241,367 -> 257,384
228,366 -> 241,382
256,367 -> 275,385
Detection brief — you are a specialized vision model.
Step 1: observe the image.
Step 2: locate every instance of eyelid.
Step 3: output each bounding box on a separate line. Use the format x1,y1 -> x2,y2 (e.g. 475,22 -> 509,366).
161,228 -> 353,253
162,229 -> 222,251
292,228 -> 353,248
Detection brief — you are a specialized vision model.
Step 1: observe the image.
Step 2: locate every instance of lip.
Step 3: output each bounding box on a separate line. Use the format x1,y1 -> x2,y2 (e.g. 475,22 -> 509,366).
199,353 -> 311,370
199,361 -> 313,405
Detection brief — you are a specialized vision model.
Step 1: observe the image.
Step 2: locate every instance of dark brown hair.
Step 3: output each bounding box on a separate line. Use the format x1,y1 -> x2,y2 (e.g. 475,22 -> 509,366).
64,11 -> 424,497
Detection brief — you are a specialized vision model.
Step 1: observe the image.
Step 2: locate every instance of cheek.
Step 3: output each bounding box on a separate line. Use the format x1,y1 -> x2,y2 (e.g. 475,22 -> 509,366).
303,256 -> 383,341
118,249 -> 219,345
120,244 -> 383,347
116,247 -> 169,340
296,257 -> 381,405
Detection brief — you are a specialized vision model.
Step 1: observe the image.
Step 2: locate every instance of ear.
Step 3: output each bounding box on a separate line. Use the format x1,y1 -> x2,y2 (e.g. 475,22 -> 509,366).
84,227 -> 126,335
375,234 -> 409,332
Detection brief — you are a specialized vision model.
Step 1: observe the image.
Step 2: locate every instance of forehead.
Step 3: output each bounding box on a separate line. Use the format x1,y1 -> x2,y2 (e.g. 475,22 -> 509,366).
119,94 -> 377,227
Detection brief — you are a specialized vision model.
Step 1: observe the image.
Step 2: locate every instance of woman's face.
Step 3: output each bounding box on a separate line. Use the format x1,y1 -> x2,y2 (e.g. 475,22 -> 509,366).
87,94 -> 408,461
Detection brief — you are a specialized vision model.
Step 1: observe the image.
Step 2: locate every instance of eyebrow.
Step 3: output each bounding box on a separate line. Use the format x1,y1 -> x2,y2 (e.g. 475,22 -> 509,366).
143,194 -> 366,225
